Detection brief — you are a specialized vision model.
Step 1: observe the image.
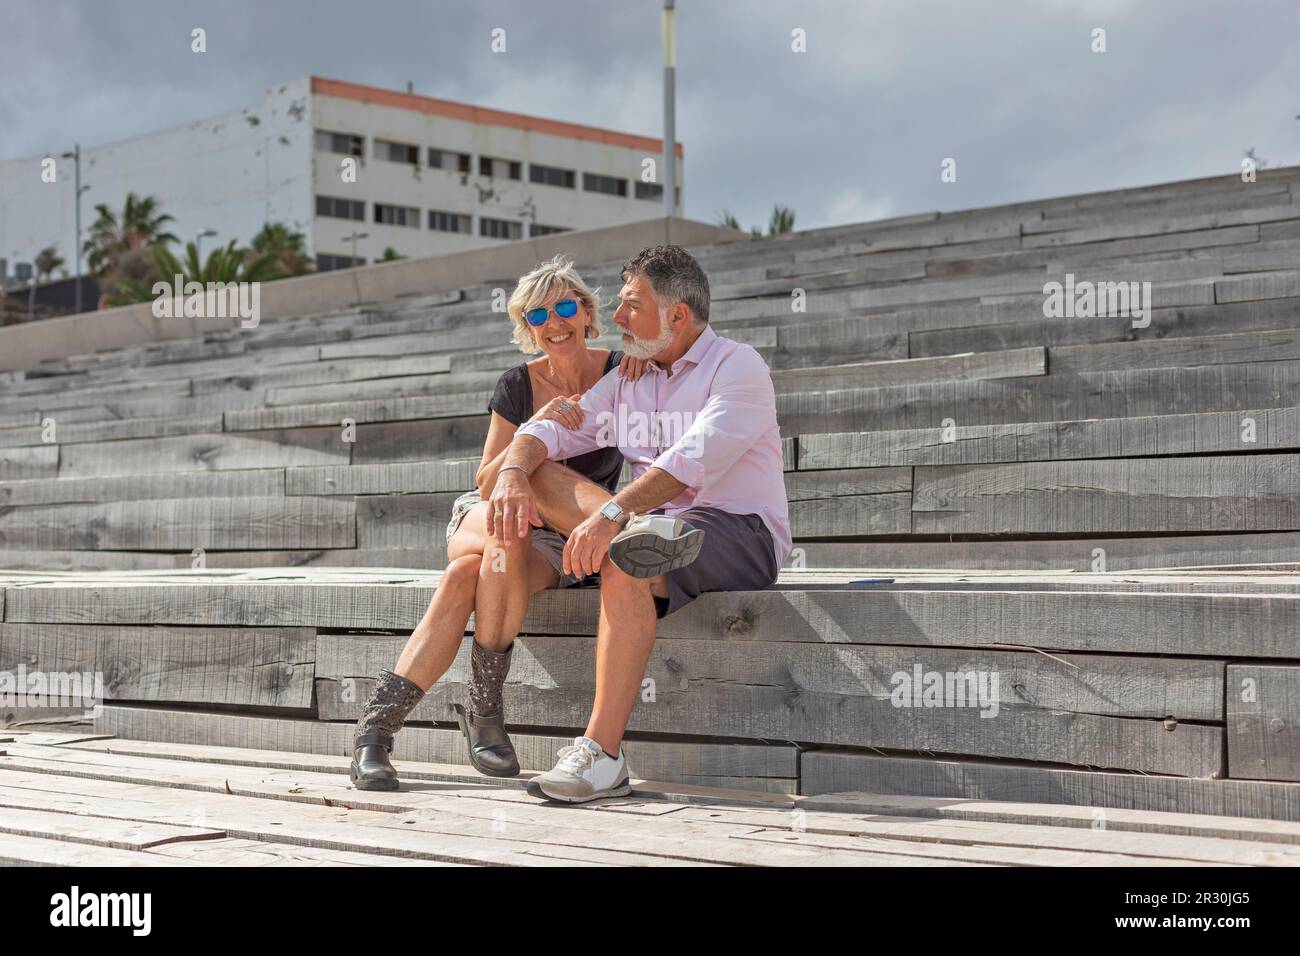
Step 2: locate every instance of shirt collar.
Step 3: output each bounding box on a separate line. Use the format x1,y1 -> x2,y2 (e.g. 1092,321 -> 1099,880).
652,324 -> 717,376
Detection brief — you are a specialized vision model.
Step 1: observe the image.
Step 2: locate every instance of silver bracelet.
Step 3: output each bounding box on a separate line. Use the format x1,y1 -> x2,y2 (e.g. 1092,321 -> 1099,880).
498,464 -> 529,478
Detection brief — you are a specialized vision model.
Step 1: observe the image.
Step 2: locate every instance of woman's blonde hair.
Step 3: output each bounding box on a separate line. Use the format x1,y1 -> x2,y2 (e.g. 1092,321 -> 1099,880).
506,254 -> 602,354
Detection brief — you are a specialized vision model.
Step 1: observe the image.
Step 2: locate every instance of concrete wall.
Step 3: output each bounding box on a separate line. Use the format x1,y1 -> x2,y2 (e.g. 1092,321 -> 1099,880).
0,216 -> 741,371
0,79 -> 314,277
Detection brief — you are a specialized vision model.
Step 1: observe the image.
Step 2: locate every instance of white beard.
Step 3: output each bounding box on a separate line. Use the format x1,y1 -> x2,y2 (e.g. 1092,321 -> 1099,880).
622,308 -> 674,360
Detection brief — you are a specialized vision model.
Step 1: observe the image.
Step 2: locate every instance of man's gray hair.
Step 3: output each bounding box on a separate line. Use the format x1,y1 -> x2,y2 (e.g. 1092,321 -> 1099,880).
620,245 -> 711,324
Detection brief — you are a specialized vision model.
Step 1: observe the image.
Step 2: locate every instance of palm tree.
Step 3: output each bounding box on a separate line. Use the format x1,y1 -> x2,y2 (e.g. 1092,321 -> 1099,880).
717,210 -> 744,232
34,246 -> 65,281
28,246 -> 65,316
248,223 -> 314,277
717,205 -> 796,237
83,193 -> 178,276
768,204 -> 796,235
111,240 -> 280,306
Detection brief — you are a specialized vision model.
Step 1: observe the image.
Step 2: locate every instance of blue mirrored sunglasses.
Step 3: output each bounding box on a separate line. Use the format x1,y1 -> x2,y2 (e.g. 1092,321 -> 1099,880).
525,298 -> 579,326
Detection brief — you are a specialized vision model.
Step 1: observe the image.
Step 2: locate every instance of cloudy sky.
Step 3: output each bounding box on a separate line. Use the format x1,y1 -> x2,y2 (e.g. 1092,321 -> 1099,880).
2,0 -> 1297,230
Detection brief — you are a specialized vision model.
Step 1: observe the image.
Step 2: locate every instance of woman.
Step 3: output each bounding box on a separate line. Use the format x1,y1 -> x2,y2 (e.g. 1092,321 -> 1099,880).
349,254 -> 644,791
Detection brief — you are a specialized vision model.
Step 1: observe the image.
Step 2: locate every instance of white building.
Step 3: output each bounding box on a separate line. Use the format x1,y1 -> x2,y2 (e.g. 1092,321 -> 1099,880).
0,76 -> 684,282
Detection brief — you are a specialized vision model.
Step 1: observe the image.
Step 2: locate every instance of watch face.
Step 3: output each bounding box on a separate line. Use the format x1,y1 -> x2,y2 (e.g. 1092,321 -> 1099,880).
602,501 -> 621,520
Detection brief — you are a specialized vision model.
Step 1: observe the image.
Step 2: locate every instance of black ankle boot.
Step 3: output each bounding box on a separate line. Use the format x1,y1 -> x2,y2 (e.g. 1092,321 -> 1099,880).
454,641 -> 520,778
350,669 -> 425,791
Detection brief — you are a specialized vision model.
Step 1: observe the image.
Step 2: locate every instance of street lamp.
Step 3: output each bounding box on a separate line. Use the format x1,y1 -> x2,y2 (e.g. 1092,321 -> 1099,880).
196,229 -> 218,264
60,145 -> 90,313
661,0 -> 677,217
345,231 -> 368,266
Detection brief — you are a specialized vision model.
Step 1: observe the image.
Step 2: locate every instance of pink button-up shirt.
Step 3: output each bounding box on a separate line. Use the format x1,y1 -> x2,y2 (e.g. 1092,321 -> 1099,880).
516,324 -> 792,567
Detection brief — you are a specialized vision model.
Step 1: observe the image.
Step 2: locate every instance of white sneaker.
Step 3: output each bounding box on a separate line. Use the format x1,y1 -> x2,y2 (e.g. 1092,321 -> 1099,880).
526,736 -> 632,803
608,513 -> 705,578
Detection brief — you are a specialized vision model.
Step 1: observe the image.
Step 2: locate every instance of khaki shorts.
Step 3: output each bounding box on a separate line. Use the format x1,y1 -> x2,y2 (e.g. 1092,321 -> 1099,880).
445,490 -> 591,589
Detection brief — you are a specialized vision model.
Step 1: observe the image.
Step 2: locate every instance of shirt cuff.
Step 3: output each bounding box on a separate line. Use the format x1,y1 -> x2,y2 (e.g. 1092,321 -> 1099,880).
516,420 -> 561,458
650,447 -> 705,491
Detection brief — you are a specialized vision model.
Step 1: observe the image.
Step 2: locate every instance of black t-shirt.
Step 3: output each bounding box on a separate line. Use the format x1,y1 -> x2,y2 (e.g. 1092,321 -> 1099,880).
488,350 -> 624,493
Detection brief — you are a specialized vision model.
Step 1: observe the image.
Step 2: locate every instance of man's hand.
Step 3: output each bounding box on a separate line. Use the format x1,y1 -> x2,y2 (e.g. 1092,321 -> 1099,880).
563,511 -> 621,578
487,470 -> 542,539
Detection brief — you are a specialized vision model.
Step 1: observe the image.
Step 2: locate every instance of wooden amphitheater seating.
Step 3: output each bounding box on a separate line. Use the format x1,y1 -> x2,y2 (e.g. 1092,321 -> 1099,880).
2,167 -> 1299,817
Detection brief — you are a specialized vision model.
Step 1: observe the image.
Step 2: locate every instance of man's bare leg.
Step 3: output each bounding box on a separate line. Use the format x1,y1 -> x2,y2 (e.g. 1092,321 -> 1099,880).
522,460 -> 670,755
584,559 -> 669,756
529,460 -> 613,534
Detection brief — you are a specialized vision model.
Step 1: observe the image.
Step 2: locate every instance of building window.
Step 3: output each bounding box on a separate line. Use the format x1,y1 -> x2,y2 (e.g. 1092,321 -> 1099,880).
429,210 -> 472,233
480,217 -> 523,240
317,253 -> 366,271
374,203 -> 420,228
529,163 -> 576,189
315,129 -> 364,158
428,147 -> 472,172
529,223 -> 569,238
583,172 -> 628,197
479,155 -> 522,180
634,181 -> 663,201
316,195 -> 366,221
375,138 -> 420,165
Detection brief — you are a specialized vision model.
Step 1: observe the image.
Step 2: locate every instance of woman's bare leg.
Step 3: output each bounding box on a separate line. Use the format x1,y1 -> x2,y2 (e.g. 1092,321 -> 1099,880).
391,503 -> 491,690
472,521 -> 563,653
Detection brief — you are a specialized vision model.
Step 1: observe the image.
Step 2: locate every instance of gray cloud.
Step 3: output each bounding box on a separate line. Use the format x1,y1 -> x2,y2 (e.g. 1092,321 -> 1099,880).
2,0 -> 1297,230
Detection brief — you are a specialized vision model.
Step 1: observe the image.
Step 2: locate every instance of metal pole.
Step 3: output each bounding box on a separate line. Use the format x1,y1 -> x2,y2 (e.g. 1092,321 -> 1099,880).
72,144 -> 82,313
661,0 -> 676,217
348,231 -> 367,265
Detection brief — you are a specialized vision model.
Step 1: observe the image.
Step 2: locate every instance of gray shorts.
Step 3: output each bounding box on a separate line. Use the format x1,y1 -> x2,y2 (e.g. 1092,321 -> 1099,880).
649,507 -> 779,618
445,490 -> 590,589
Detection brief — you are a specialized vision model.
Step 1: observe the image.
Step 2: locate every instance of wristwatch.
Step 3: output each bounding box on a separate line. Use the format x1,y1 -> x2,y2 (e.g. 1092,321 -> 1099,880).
599,499 -> 629,527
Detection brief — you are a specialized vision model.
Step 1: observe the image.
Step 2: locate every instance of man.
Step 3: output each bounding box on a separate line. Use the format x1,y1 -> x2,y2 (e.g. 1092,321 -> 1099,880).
486,244 -> 792,802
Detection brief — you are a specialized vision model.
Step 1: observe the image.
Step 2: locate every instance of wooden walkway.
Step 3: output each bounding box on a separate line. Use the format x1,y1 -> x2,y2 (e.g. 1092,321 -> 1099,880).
2,728 -> 1299,867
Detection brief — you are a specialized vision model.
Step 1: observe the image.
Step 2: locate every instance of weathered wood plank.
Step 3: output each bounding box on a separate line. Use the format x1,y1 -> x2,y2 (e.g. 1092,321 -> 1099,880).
224,391 -> 492,431
0,413 -> 225,449
0,831 -> 200,866
0,467 -> 284,507
0,804 -> 224,851
777,360 -> 1300,434
0,496 -> 356,550
0,623 -> 316,709
912,454 -> 1300,534
286,459 -> 477,496
355,493 -> 475,549
352,416 -> 490,464
781,533 -> 1300,571
798,406 -> 1300,469
909,314 -> 1134,356
0,763 -> 674,866
771,346 -> 1045,392
1228,664 -> 1300,783
784,467 -> 912,499
6,577 -> 1300,660
318,635 -> 1224,774
1050,329 -> 1300,374
55,428 -> 348,477
0,444 -> 59,481
94,705 -> 798,793
802,750 -> 1300,822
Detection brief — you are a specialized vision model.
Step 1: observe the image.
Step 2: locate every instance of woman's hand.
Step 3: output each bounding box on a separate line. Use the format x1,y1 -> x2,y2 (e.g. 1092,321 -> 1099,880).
528,394 -> 584,430
619,354 -> 650,381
